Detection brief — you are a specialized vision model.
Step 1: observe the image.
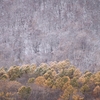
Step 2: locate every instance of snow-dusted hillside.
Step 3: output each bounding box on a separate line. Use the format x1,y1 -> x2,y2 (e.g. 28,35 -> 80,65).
0,0 -> 100,71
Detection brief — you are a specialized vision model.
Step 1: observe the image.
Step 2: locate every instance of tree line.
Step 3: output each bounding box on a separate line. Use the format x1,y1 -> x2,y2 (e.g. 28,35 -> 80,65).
0,59 -> 100,100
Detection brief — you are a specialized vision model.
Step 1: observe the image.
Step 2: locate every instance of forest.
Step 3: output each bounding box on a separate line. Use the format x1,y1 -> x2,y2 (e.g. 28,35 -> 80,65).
0,60 -> 100,100
0,0 -> 100,100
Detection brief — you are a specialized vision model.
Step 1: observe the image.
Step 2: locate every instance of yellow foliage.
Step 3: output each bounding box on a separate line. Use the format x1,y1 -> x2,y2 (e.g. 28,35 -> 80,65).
52,85 -> 57,89
0,68 -> 6,75
43,72 -> 50,79
7,66 -> 22,80
43,70 -> 55,79
30,64 -> 37,73
45,78 -> 54,88
0,74 -> 8,80
62,82 -> 70,91
57,60 -> 70,69
0,60 -> 100,100
52,70 -> 57,77
55,77 -> 64,89
80,84 -> 90,93
18,86 -> 31,99
72,94 -> 84,100
93,85 -> 100,96
39,63 -> 48,68
78,76 -> 86,85
35,76 -> 46,86
94,71 -> 100,83
28,77 -> 35,83
61,85 -> 75,100
73,68 -> 81,78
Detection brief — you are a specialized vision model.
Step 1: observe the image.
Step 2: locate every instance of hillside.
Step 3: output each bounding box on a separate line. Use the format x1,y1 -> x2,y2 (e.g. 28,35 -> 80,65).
0,0 -> 100,71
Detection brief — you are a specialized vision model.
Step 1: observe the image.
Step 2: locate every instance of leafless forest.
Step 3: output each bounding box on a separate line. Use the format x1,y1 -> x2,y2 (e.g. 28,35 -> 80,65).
0,0 -> 100,72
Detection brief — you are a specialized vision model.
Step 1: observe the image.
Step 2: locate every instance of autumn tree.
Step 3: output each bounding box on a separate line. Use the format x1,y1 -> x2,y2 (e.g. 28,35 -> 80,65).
28,77 -> 35,83
94,71 -> 100,85
45,78 -> 54,88
72,94 -> 84,100
93,85 -> 100,98
61,85 -> 75,100
18,86 -> 31,100
34,76 -> 46,86
80,84 -> 90,94
21,65 -> 31,74
34,63 -> 48,78
7,66 -> 22,80
55,76 -> 70,90
0,68 -> 8,80
70,77 -> 79,87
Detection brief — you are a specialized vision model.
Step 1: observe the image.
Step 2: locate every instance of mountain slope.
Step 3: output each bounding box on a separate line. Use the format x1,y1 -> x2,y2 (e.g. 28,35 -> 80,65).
0,0 -> 100,71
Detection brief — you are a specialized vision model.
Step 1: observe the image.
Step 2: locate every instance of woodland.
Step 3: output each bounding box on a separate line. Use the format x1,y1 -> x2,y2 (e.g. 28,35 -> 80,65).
0,60 -> 100,100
